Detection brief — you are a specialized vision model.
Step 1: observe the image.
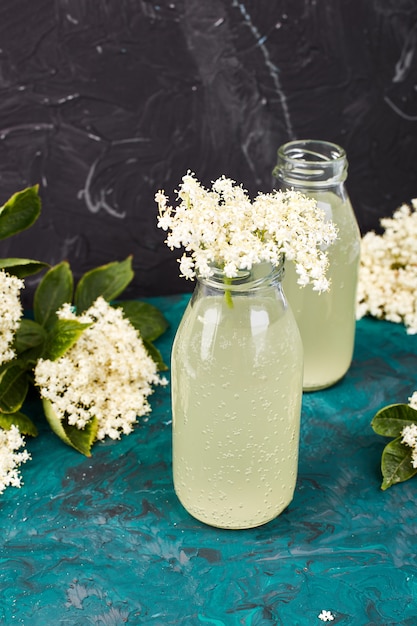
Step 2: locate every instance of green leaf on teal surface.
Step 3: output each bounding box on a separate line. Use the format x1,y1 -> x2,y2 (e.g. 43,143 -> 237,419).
143,339 -> 168,371
34,262 -> 74,329
0,186 -> 41,240
0,258 -> 48,278
43,398 -> 98,456
14,319 -> 46,354
114,300 -> 169,341
0,411 -> 38,436
380,436 -> 417,490
74,256 -> 134,313
42,319 -> 91,361
371,403 -> 417,438
0,363 -> 29,414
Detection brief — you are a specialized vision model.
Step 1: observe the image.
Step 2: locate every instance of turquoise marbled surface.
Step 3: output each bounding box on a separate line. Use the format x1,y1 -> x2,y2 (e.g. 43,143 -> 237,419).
1,294 -> 417,625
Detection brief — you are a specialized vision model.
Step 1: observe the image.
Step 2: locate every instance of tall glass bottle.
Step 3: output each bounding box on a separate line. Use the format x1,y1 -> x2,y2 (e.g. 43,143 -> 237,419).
171,261 -> 303,529
273,140 -> 361,391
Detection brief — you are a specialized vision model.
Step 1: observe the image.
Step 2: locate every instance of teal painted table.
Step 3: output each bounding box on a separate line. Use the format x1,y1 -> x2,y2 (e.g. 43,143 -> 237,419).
2,294 -> 417,625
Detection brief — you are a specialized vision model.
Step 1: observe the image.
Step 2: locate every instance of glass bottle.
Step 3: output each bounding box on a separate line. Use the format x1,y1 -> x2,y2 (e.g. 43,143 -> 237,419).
273,139 -> 361,391
171,261 -> 303,529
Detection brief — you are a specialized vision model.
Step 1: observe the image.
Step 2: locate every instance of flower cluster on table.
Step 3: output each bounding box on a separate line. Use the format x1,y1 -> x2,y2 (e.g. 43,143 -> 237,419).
0,186 -> 168,493
358,197 -> 417,488
357,198 -> 417,334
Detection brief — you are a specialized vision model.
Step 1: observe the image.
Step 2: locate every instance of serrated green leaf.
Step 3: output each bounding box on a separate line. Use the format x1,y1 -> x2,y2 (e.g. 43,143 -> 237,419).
0,258 -> 49,278
34,262 -> 73,329
143,339 -> 168,371
380,436 -> 417,490
42,398 -> 97,456
0,363 -> 29,413
42,319 -> 91,361
74,256 -> 134,313
0,411 -> 38,436
371,403 -> 417,438
14,319 -> 46,354
114,300 -> 169,341
0,186 -> 41,240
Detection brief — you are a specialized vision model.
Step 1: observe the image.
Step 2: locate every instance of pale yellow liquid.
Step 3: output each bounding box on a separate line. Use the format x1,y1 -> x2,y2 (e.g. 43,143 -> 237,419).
171,293 -> 303,529
283,192 -> 361,391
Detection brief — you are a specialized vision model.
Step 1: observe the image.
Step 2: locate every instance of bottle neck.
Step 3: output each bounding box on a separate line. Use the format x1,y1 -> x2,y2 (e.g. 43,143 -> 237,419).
196,260 -> 285,295
273,139 -> 348,190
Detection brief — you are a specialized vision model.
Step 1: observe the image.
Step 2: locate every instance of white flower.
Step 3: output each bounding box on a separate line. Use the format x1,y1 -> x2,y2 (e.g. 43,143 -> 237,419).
357,199 -> 417,333
34,297 -> 166,441
318,610 -> 335,622
408,391 -> 417,411
401,422 -> 417,468
0,270 -> 24,366
156,173 -> 338,292
0,425 -> 31,494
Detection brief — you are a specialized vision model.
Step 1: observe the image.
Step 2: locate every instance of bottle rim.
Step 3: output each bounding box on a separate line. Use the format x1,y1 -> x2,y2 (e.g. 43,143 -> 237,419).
278,139 -> 346,163
273,139 -> 348,186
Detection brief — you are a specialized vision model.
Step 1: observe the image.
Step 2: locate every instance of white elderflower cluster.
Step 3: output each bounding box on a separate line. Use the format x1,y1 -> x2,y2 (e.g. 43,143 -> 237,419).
0,270 -> 24,366
0,425 -> 31,494
318,610 -> 334,622
401,421 -> 417,468
357,199 -> 417,333
34,297 -> 166,441
156,173 -> 338,292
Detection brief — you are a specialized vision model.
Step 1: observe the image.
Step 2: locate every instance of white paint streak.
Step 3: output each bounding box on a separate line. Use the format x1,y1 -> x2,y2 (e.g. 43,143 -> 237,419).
80,159 -> 126,219
232,0 -> 294,139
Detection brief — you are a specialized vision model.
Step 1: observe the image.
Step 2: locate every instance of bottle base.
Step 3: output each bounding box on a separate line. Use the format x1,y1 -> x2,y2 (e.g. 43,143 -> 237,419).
303,373 -> 346,392
176,494 -> 293,530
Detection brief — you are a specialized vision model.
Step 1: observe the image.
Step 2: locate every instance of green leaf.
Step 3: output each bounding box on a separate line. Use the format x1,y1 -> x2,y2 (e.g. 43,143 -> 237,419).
0,186 -> 41,239
380,436 -> 417,490
0,411 -> 38,436
42,398 -> 98,456
34,262 -> 74,329
0,258 -> 48,278
114,300 -> 169,341
42,319 -> 91,361
74,256 -> 134,313
371,403 -> 417,438
14,319 -> 46,354
0,363 -> 29,413
143,339 -> 168,371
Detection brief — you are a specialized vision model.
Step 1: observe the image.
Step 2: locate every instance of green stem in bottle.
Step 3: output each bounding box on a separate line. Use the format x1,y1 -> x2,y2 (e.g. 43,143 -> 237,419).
223,276 -> 233,309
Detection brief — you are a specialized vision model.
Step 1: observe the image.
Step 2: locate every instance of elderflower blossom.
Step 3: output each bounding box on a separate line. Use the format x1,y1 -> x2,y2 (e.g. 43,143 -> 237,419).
409,391 -> 417,412
34,297 -> 166,441
318,610 -> 335,622
401,422 -> 417,468
156,173 -> 338,292
357,199 -> 417,333
0,270 -> 24,366
400,390 -> 417,469
0,425 -> 31,494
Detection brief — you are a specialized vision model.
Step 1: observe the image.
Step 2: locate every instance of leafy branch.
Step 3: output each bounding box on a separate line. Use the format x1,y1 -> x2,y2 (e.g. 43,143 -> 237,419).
371,403 -> 417,489
0,186 -> 169,457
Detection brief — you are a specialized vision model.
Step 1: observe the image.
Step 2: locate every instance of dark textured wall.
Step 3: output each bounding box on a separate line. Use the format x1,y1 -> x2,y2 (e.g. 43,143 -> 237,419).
1,0 -> 417,299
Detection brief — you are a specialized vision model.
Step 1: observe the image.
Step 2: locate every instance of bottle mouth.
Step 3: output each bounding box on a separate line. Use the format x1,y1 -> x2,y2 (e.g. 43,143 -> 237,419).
198,259 -> 285,291
273,139 -> 347,186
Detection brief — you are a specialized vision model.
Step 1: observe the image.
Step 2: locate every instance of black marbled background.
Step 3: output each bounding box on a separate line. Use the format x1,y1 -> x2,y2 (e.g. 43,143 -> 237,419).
1,0 -> 417,300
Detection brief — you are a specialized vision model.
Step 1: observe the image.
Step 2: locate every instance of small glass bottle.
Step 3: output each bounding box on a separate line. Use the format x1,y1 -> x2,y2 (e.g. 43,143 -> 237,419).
171,261 -> 303,529
273,139 -> 361,391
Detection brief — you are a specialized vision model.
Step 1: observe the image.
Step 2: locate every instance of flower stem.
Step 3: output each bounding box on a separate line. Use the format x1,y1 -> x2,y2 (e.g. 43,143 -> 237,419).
223,277 -> 233,308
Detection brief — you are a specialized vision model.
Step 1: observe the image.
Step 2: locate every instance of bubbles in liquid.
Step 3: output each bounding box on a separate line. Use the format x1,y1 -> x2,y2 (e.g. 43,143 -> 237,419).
172,295 -> 302,528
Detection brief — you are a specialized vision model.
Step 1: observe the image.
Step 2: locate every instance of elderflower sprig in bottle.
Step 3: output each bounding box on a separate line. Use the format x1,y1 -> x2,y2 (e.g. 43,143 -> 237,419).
156,173 -> 337,293
156,173 -> 337,529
